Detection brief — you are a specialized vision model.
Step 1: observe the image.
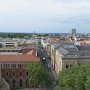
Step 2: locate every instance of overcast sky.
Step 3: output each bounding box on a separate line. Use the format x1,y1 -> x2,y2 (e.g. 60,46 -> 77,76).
0,0 -> 90,33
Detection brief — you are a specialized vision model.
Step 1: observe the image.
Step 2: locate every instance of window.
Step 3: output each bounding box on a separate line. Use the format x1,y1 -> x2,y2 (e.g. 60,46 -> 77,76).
26,72 -> 28,76
26,79 -> 29,87
7,64 -> 9,68
12,64 -> 16,68
7,50 -> 10,52
66,65 -> 69,68
19,79 -> 23,87
20,79 -> 22,82
70,65 -> 72,67
78,63 -> 81,66
13,72 -> 15,76
3,64 -> 5,68
5,64 -> 7,68
6,72 -> 8,76
19,64 -> 22,68
1,64 -> 2,68
12,79 -> 16,88
18,64 -> 23,68
12,79 -> 16,83
20,72 -> 22,76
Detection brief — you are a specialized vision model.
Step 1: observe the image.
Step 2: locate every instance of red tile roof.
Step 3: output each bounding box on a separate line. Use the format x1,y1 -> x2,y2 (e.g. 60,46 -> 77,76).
26,50 -> 34,55
0,54 -> 39,62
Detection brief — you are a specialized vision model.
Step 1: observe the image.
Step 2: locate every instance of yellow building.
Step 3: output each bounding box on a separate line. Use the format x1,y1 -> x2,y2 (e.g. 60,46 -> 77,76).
48,41 -> 90,75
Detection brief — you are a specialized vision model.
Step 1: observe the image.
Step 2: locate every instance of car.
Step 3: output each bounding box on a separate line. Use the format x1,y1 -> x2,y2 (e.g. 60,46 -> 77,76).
47,63 -> 51,69
42,57 -> 46,61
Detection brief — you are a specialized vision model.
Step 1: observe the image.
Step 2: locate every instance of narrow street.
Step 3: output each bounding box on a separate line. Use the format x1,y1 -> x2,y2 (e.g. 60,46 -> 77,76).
38,44 -> 57,90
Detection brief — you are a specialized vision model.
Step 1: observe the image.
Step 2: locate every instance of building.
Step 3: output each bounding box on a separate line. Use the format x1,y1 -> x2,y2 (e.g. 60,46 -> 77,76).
0,78 -> 10,90
0,47 -> 22,54
48,41 -> 90,75
71,29 -> 76,35
0,43 -> 39,89
0,54 -> 39,88
22,44 -> 38,55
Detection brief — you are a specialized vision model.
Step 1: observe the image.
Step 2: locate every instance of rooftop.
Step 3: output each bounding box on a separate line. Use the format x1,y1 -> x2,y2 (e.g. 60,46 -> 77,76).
23,44 -> 38,50
54,41 -> 90,57
0,47 -> 22,50
0,54 -> 39,62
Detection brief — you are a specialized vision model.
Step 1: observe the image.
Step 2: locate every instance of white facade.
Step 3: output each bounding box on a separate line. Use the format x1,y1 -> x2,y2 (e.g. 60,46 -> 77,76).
1,41 -> 18,47
41,38 -> 48,48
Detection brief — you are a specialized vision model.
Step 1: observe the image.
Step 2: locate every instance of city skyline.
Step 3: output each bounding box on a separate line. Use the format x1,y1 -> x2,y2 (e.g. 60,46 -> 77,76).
0,0 -> 90,33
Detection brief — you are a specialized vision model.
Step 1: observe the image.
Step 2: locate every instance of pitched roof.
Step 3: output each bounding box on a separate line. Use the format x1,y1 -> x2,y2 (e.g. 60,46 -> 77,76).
0,54 -> 39,62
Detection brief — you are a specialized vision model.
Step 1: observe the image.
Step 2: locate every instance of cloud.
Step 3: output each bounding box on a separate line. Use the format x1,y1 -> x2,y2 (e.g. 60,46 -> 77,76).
0,0 -> 90,33
48,0 -> 90,26
48,0 -> 90,15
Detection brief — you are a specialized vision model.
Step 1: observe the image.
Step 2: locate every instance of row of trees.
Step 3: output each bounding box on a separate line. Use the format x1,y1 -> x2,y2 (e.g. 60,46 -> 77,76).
55,64 -> 90,90
26,61 -> 51,87
0,33 -> 61,38
0,33 -> 32,38
0,33 -> 48,38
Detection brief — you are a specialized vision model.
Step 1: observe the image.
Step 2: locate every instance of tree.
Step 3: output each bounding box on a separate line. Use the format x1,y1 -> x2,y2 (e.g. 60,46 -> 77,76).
26,61 -> 51,87
54,64 -> 90,90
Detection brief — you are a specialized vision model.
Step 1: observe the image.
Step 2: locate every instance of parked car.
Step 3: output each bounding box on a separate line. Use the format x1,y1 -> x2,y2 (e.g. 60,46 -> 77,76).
42,57 -> 46,61
47,63 -> 51,69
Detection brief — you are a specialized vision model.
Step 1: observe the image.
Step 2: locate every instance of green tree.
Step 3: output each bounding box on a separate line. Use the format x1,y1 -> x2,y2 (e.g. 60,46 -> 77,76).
26,61 -> 51,87
54,64 -> 90,90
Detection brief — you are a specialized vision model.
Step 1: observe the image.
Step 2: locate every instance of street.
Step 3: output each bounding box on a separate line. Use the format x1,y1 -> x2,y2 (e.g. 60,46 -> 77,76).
38,44 -> 57,90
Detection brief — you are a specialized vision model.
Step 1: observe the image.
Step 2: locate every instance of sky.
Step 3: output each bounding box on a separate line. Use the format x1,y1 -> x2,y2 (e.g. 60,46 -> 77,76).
0,0 -> 90,33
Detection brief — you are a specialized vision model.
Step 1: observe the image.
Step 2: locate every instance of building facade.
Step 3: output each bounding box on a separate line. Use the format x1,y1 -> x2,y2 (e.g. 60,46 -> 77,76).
48,41 -> 90,75
0,44 -> 39,89
71,29 -> 76,35
0,54 -> 39,89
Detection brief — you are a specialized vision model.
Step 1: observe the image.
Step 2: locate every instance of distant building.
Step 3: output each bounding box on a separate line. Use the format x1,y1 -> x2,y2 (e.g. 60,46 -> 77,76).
71,29 -> 76,35
1,41 -> 18,47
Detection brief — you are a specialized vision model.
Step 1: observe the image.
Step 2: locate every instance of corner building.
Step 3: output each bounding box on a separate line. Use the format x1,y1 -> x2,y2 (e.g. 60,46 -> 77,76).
0,54 -> 39,89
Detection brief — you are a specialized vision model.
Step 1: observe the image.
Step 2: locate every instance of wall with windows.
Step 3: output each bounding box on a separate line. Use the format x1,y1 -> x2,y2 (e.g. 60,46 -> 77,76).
62,58 -> 78,69
1,62 -> 30,89
55,50 -> 63,75
51,45 -> 56,70
1,42 -> 18,47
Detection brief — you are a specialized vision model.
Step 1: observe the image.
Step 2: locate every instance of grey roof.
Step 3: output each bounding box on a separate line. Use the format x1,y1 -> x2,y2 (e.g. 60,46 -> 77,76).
52,41 -> 90,57
77,45 -> 90,51
58,47 -> 69,55
54,41 -> 78,52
